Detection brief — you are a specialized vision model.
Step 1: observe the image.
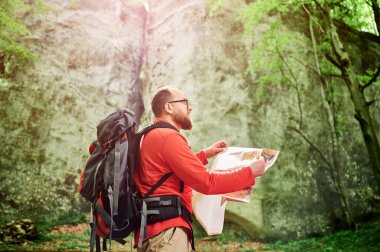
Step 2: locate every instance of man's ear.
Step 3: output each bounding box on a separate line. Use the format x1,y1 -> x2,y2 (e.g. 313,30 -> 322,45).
163,103 -> 173,115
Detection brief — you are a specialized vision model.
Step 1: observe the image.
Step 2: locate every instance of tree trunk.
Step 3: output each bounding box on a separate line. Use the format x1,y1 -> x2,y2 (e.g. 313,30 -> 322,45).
371,0 -> 380,35
326,12 -> 380,184
344,67 -> 380,182
307,14 -> 354,226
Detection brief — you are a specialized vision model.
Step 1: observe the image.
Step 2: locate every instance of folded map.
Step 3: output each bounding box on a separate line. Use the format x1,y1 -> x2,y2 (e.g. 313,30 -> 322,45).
193,147 -> 279,235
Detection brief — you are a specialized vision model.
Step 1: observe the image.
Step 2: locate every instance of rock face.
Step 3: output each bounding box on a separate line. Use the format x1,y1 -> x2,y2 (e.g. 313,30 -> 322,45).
1,0 -> 147,221
22,0 -> 146,171
139,0 -> 267,237
137,0 -> 380,240
1,0 -> 379,241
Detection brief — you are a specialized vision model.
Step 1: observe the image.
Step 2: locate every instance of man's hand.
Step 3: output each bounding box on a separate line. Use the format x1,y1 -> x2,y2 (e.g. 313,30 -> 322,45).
250,157 -> 265,178
203,140 -> 228,159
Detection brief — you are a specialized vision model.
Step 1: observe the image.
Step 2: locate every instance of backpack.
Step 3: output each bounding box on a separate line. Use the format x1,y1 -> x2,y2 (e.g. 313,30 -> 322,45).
78,108 -> 194,252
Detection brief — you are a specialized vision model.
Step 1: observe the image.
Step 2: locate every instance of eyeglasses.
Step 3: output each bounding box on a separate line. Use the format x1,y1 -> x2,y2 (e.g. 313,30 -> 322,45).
167,99 -> 190,109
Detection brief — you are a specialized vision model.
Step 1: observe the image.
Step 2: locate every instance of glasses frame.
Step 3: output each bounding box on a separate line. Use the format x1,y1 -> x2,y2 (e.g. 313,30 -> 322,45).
167,99 -> 189,109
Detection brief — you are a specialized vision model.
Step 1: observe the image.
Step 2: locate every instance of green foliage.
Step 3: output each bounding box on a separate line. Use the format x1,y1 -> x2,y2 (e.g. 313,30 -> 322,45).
0,215 -> 91,251
357,68 -> 380,85
327,81 -> 344,101
195,221 -> 249,243
0,79 -> 85,225
238,0 -> 380,232
329,0 -> 377,34
241,14 -> 309,102
263,221 -> 380,252
238,0 -> 380,103
206,0 -> 225,17
238,1 -> 307,102
1,216 -> 378,251
240,0 -> 378,38
216,222 -> 249,244
0,0 -> 40,76
0,170 -> 83,224
34,212 -> 87,234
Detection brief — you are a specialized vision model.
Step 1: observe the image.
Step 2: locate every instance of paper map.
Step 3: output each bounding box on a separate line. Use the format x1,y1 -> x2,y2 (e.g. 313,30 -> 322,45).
193,147 -> 279,235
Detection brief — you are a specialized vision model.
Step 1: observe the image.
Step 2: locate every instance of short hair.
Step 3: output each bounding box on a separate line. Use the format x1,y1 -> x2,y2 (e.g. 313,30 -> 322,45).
151,86 -> 174,117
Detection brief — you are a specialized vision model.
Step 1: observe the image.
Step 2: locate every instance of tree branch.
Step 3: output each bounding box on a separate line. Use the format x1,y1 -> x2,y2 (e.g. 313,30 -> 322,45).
283,54 -> 322,76
312,0 -> 329,16
316,2 -> 351,68
288,126 -> 332,168
361,65 -> 380,91
324,53 -> 342,70
332,18 -> 380,44
323,73 -> 344,79
302,3 -> 325,33
277,50 -> 304,130
265,48 -> 325,77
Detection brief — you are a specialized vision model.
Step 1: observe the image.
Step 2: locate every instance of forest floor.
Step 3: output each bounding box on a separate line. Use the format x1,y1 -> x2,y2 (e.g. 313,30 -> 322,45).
0,222 -> 277,252
0,216 -> 379,251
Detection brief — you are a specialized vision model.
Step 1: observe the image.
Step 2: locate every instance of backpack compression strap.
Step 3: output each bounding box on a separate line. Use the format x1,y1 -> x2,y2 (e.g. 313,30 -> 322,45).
138,171 -> 173,248
138,195 -> 195,250
137,172 -> 189,248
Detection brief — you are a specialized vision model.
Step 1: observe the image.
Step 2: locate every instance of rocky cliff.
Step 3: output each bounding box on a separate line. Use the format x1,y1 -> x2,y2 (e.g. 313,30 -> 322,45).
1,0 -> 379,241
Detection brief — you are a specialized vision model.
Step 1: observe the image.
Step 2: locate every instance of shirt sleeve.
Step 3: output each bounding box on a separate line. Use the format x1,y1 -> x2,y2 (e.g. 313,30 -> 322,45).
162,132 -> 255,195
195,151 -> 208,165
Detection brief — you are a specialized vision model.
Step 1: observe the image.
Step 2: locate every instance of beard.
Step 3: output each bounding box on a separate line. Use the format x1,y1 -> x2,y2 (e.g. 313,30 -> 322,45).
173,111 -> 193,130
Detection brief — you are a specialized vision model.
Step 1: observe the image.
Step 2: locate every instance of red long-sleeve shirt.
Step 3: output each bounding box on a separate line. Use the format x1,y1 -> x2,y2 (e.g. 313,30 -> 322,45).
134,118 -> 255,245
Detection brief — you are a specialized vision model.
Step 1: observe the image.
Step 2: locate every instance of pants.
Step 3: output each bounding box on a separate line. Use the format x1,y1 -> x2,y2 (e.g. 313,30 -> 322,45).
137,227 -> 192,252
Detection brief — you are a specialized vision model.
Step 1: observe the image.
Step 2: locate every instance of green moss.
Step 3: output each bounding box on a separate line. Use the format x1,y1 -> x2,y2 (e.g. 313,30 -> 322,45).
263,221 -> 380,252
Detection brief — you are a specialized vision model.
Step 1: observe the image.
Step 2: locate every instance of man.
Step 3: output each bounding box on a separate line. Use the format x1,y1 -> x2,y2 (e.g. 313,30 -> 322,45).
134,86 -> 265,251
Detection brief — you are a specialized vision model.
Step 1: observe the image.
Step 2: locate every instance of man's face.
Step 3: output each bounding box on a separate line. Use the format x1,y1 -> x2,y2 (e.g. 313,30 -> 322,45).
169,89 -> 193,130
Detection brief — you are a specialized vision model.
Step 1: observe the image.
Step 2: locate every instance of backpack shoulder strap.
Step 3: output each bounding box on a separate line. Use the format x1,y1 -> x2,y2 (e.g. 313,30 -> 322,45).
130,121 -> 178,189
149,122 -> 184,192
141,122 -> 185,195
144,172 -> 173,198
141,121 -> 179,134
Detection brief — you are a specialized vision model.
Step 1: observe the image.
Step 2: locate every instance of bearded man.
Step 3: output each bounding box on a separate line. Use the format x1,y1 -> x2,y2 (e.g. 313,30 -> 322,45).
134,86 -> 265,251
